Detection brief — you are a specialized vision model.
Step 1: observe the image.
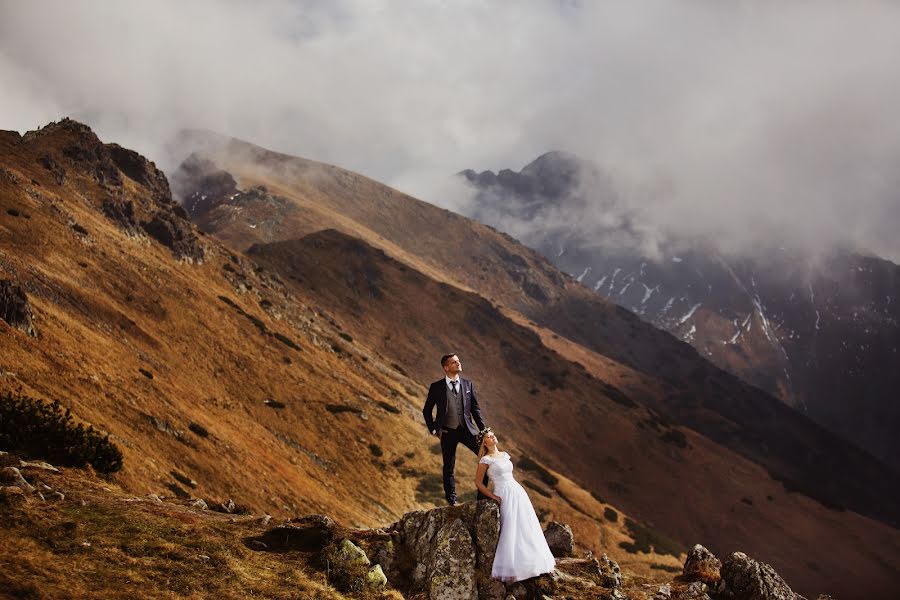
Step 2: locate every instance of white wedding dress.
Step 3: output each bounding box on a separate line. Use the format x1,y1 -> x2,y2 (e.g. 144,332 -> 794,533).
480,451 -> 557,582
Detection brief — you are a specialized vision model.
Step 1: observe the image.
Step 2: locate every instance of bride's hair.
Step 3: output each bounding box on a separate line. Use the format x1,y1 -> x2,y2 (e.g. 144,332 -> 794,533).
477,427 -> 498,459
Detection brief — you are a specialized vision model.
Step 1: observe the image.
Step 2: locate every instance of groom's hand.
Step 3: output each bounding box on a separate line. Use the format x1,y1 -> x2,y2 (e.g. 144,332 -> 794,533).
433,430 -> 442,438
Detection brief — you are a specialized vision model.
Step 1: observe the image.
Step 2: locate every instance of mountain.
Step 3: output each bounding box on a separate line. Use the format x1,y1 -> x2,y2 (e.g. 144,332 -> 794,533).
0,118 -> 699,591
460,151 -> 900,471
163,130 -> 900,599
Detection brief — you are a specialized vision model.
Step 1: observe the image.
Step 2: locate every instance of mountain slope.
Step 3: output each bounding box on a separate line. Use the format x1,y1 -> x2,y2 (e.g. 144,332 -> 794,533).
165,133 -> 900,599
461,152 -> 900,470
0,119 -> 680,585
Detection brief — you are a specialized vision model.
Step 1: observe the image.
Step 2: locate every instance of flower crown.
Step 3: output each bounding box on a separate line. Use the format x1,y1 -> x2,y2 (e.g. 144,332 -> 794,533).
476,427 -> 493,448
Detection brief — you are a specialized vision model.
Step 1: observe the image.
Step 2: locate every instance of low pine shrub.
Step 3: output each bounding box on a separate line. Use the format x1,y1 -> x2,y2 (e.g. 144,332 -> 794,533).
0,391 -> 123,473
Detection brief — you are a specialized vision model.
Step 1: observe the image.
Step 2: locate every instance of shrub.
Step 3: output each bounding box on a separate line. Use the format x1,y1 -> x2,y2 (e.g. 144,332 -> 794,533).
272,332 -> 301,351
368,443 -> 383,457
604,507 -> 618,522
339,332 -> 353,343
325,404 -> 360,414
659,429 -> 688,449
522,480 -> 551,498
0,391 -> 123,473
618,517 -> 684,558
188,422 -> 209,437
517,456 -> 559,486
377,401 -> 401,414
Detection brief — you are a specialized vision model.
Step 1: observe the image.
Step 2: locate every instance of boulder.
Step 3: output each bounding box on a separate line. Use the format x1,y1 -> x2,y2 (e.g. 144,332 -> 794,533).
598,553 -> 622,589
386,500 -> 505,599
719,551 -> 794,600
543,521 -> 574,557
429,518 -> 477,600
683,544 -> 722,584
366,564 -> 388,590
0,279 -> 36,336
0,467 -> 35,492
336,538 -> 370,567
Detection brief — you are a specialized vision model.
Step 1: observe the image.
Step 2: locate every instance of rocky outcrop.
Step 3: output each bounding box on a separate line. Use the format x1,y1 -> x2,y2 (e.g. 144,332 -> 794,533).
0,279 -> 36,336
19,119 -> 205,262
543,521 -> 575,557
142,211 -> 204,262
684,544 -> 722,585
717,552 -> 795,600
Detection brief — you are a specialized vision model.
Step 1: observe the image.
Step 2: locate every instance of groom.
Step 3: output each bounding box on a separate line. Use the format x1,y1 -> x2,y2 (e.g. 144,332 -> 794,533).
422,353 -> 489,505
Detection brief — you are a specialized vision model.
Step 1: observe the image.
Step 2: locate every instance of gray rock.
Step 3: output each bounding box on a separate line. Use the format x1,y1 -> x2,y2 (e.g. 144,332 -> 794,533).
190,498 -> 208,510
0,280 -> 36,336
543,521 -> 575,557
429,518 -> 477,600
720,551 -> 795,600
0,467 -> 34,492
599,553 -> 622,588
147,494 -> 163,503
684,544 -> 722,584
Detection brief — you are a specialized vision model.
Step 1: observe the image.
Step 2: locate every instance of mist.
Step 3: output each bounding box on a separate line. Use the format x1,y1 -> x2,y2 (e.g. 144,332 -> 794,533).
2,0 -> 899,262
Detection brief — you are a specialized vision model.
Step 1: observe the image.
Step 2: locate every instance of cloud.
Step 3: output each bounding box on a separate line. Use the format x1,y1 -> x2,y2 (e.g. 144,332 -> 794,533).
1,0 -> 899,261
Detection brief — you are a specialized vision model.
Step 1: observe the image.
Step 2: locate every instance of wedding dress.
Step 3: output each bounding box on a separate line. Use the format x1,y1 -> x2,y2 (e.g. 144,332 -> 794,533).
480,451 -> 557,582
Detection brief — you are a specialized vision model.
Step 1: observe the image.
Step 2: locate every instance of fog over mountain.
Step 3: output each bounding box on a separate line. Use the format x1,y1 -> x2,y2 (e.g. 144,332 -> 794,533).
2,0 -> 900,262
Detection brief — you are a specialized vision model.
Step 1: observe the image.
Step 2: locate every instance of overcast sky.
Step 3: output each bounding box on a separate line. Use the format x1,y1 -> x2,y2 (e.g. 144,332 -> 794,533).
2,0 -> 899,262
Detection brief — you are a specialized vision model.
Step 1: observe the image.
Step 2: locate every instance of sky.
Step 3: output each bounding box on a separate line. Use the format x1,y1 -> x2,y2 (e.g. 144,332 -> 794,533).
2,0 -> 899,262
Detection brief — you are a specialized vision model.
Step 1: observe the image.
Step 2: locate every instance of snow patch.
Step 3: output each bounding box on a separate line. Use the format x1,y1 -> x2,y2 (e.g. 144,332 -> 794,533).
576,267 -> 591,283
672,257 -> 682,263
678,303 -> 702,325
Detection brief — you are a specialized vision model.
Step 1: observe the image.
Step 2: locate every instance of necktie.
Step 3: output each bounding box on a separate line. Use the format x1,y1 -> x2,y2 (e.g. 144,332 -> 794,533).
450,381 -> 458,395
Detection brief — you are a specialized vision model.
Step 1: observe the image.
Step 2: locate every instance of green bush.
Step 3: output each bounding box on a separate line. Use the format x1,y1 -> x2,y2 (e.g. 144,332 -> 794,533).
0,391 -> 123,473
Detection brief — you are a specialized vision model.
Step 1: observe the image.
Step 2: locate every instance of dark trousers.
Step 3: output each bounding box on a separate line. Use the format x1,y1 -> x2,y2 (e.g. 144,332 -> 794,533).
440,426 -> 489,504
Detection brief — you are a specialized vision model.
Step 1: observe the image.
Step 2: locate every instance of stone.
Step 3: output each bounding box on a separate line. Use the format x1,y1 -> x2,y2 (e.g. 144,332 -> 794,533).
366,564 -> 387,590
543,521 -> 575,557
719,551 -> 795,600
0,486 -> 27,505
683,544 -> 722,584
655,583 -> 672,599
0,467 -> 35,492
0,280 -> 36,336
429,518 -> 477,600
336,538 -> 370,567
190,498 -> 208,510
147,494 -> 163,503
598,553 -> 622,589
49,491 -> 65,502
19,460 -> 60,472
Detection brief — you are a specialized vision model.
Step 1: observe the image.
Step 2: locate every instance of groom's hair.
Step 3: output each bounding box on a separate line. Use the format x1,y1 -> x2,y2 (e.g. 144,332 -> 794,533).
440,353 -> 458,367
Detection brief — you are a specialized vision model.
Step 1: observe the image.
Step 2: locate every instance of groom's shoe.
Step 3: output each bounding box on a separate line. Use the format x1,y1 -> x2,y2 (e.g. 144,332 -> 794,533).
447,498 -> 458,507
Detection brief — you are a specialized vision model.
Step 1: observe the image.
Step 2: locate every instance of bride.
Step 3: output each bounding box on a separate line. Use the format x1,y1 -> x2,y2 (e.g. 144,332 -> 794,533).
474,428 -> 557,582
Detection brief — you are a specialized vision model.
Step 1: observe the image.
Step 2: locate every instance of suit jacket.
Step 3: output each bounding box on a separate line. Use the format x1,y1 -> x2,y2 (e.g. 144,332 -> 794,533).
422,377 -> 485,436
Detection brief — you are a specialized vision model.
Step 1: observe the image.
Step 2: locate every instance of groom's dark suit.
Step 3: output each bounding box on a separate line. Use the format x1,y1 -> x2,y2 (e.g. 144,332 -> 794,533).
423,376 -> 488,504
